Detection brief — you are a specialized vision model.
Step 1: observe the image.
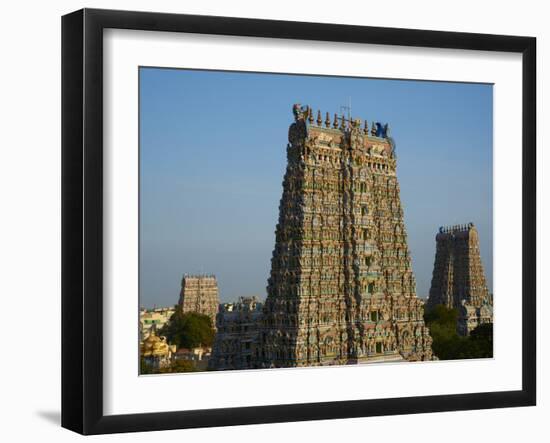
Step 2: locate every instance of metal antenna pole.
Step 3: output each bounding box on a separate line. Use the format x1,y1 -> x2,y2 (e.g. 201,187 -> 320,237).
340,98 -> 352,122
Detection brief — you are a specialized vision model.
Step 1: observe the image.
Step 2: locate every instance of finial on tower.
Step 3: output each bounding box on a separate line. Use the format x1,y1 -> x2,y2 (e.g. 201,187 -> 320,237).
325,112 -> 331,128
371,121 -> 377,136
333,113 -> 339,129
316,110 -> 322,126
307,106 -> 314,124
364,120 -> 369,134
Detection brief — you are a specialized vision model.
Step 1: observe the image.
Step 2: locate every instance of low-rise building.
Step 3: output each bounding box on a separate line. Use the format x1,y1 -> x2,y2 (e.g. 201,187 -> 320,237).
174,346 -> 212,362
139,306 -> 176,340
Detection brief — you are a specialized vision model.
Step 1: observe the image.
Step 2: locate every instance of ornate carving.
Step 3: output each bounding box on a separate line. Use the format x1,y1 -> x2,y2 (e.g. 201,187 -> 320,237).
256,105 -> 433,368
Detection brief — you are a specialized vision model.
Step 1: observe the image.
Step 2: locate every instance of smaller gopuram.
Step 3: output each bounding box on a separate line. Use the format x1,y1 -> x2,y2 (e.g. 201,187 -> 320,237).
178,274 -> 220,328
427,223 -> 493,335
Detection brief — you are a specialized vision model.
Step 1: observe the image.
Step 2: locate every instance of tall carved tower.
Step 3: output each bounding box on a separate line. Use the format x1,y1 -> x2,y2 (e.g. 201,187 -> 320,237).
257,104 -> 433,368
178,274 -> 220,327
427,224 -> 493,335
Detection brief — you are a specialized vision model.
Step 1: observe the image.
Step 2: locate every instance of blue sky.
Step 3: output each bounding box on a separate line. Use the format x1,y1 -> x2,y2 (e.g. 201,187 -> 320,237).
139,68 -> 493,307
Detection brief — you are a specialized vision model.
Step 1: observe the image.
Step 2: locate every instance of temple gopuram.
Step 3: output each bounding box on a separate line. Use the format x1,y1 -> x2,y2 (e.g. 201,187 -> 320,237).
255,104 -> 433,368
427,223 -> 493,335
178,274 -> 220,328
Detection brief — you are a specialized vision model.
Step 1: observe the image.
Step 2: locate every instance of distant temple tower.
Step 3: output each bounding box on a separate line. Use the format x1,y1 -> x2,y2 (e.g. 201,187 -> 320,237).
179,274 -> 220,327
256,104 -> 433,368
427,223 -> 493,335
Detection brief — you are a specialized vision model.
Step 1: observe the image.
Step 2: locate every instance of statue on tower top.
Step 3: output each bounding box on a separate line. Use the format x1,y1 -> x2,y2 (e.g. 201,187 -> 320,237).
292,103 -> 308,121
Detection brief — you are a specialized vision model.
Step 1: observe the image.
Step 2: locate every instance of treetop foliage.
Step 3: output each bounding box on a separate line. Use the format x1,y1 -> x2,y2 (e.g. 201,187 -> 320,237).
159,307 -> 215,349
424,304 -> 493,360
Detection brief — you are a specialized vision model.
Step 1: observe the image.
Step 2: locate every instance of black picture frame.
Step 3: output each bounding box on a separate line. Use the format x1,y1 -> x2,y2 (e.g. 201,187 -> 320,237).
61,8 -> 536,435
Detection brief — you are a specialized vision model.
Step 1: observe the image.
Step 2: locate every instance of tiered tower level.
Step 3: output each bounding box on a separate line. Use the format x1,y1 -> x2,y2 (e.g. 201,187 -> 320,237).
427,224 -> 493,335
257,104 -> 433,368
178,274 -> 220,328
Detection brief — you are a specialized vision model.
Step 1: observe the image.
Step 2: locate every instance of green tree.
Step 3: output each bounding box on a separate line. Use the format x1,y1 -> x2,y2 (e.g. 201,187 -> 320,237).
469,323 -> 493,358
424,304 -> 493,360
159,307 -> 215,349
424,304 -> 458,329
424,305 -> 459,359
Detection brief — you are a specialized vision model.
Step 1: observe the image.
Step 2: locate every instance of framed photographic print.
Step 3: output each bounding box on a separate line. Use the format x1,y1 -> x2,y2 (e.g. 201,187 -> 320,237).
61,8 -> 536,435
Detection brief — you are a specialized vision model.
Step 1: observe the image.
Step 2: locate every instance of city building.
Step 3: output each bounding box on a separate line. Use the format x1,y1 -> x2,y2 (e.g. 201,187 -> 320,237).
427,223 -> 493,335
139,306 -> 175,341
174,346 -> 212,362
209,296 -> 263,370
179,274 -> 220,327
173,346 -> 212,371
256,104 -> 433,368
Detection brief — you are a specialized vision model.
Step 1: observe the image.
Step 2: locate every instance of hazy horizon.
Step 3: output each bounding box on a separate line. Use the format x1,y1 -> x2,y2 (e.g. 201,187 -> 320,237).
140,68 -> 493,308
